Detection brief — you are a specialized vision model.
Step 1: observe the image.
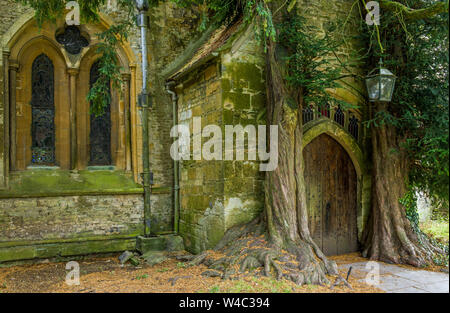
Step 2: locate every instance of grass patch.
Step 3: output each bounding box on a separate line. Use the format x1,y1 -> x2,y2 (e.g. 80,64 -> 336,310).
157,268 -> 171,273
209,285 -> 221,293
177,262 -> 187,269
135,274 -> 149,280
421,220 -> 449,243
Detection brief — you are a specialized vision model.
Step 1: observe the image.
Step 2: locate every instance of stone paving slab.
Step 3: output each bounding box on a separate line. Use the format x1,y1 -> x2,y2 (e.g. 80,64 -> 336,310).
391,286 -> 430,293
420,281 -> 450,293
340,262 -> 410,275
339,261 -> 449,294
393,269 -> 449,285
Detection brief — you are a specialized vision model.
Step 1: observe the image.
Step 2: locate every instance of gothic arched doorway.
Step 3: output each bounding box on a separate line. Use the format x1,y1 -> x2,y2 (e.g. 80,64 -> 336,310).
304,134 -> 358,256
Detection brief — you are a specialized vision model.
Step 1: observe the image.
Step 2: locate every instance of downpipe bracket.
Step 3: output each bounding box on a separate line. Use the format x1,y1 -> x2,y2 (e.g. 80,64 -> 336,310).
138,93 -> 152,108
140,172 -> 154,187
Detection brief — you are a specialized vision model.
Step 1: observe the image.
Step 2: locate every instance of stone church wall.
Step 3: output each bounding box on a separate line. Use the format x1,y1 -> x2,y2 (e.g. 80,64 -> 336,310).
0,0 -> 200,262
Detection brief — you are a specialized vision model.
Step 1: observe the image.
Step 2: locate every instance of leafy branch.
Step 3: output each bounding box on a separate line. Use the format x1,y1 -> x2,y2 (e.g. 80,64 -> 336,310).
279,14 -> 359,111
380,0 -> 449,21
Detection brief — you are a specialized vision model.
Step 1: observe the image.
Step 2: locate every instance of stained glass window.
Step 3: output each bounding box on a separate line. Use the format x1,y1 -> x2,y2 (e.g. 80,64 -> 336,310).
31,54 -> 56,165
56,26 -> 89,55
89,61 -> 112,166
318,103 -> 330,118
302,105 -> 315,125
349,116 -> 359,141
334,106 -> 345,127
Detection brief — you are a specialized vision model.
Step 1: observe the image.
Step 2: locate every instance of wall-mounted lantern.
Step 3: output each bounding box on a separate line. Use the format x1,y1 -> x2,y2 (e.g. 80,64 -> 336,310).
365,59 -> 397,102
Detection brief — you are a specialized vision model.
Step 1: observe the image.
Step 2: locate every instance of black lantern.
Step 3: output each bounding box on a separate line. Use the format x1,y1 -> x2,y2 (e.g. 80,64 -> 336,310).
365,59 -> 397,102
134,0 -> 149,11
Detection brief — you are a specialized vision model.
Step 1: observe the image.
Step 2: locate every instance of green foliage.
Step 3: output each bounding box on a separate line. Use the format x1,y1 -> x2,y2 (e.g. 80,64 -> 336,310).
422,220 -> 449,243
135,273 -> 149,280
279,14 -> 357,111
87,20 -> 135,116
402,186 -> 449,266
209,285 -> 220,293
157,267 -> 170,272
400,188 -> 420,232
173,0 -> 277,47
172,0 -> 240,28
360,0 -> 449,209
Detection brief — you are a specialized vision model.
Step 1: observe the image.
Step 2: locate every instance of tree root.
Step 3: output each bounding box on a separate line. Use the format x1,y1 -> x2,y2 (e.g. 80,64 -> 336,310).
185,219 -> 338,287
330,275 -> 353,290
330,268 -> 353,290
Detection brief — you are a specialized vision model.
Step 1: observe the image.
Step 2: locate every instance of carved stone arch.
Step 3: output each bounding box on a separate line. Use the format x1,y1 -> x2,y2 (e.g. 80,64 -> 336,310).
3,12 -> 140,179
72,16 -> 137,173
12,35 -> 68,67
2,11 -> 37,49
3,12 -> 136,71
77,44 -> 134,170
302,119 -> 370,241
12,37 -> 70,170
303,119 -> 365,178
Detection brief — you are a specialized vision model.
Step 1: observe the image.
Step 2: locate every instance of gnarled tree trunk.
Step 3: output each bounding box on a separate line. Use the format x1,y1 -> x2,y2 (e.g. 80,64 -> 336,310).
362,102 -> 442,266
262,32 -> 338,282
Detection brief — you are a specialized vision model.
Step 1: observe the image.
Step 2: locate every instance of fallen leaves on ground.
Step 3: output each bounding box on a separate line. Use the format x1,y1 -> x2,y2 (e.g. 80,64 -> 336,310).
0,253 -> 387,293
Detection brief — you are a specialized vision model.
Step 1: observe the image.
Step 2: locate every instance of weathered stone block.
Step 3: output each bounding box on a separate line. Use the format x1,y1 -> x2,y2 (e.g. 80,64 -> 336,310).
136,236 -> 167,253
136,235 -> 185,254
165,235 -> 185,252
119,251 -> 134,264
142,251 -> 167,266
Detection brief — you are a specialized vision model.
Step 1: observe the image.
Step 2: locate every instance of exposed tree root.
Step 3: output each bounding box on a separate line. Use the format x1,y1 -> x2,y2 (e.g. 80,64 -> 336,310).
363,216 -> 446,268
191,218 -> 341,287
330,268 -> 353,290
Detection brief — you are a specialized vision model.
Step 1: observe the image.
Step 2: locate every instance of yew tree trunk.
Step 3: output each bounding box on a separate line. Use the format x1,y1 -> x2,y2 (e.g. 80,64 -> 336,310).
362,103 -> 441,266
263,30 -> 338,279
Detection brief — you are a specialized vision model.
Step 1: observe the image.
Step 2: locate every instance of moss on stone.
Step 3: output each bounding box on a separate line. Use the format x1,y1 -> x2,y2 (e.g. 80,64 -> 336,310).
0,170 -> 143,198
0,235 -> 138,263
224,197 -> 263,230
223,63 -> 265,92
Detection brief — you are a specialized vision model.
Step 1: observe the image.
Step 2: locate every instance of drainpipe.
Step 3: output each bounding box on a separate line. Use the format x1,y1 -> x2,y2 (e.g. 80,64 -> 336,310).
166,81 -> 180,233
135,0 -> 153,237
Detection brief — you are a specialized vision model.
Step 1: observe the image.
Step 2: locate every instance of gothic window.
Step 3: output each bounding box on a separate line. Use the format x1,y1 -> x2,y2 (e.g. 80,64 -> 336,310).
302,105 -> 315,125
31,54 -> 56,165
349,116 -> 359,141
318,103 -> 330,118
89,61 -> 112,166
334,106 -> 345,127
56,26 -> 89,55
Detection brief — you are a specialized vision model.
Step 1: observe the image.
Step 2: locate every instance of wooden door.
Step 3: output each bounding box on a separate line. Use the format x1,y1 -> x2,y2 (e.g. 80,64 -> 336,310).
303,134 -> 358,256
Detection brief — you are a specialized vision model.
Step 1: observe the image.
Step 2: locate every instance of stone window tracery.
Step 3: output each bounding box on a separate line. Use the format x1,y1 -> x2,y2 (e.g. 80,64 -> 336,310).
31,54 -> 56,165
